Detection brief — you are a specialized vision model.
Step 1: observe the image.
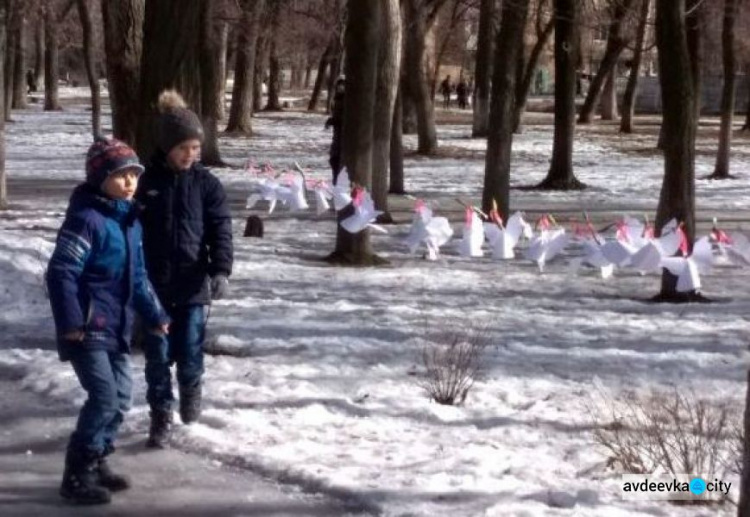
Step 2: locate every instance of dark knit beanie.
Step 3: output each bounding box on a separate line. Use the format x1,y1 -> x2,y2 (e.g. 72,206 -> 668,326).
157,90 -> 204,154
85,136 -> 144,188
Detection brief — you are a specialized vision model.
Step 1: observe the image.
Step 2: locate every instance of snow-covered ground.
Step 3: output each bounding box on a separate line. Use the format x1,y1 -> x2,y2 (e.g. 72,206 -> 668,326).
1,89 -> 750,516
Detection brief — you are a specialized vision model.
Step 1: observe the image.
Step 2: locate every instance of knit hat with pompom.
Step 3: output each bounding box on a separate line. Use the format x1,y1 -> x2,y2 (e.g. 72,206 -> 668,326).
156,90 -> 204,154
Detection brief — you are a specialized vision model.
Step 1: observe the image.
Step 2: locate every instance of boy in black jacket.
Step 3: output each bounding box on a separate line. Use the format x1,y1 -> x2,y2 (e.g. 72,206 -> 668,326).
135,91 -> 233,448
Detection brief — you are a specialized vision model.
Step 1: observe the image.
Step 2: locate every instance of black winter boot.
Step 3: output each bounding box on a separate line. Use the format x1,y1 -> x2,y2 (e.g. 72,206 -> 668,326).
60,450 -> 111,505
179,383 -> 202,424
146,409 -> 173,449
97,456 -> 131,491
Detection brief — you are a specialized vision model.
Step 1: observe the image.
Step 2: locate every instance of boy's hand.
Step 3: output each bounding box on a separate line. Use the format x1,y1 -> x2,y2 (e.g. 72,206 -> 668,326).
150,323 -> 170,336
62,330 -> 84,342
210,275 -> 229,300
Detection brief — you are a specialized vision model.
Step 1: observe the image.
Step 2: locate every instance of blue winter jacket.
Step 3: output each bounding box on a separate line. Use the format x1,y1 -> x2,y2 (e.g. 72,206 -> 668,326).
135,151 -> 233,307
47,184 -> 169,361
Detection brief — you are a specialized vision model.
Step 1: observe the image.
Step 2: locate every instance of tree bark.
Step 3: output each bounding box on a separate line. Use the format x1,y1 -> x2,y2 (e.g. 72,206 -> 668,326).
654,0 -> 696,301
514,15 -> 554,133
0,0 -> 7,209
740,369 -> 750,515
11,3 -> 25,110
33,13 -> 43,89
578,0 -> 635,124
76,0 -> 102,137
330,0 -> 382,265
744,68 -> 750,131
482,0 -> 530,216
620,0 -> 650,134
600,69 -> 618,120
471,0 -> 494,138
404,0 -> 438,155
709,0 -> 737,180
264,0 -> 282,111
3,0 -> 13,121
389,89 -> 405,194
308,39 -> 335,111
371,0 -> 401,218
43,1 -> 61,112
686,0 -> 702,122
253,35 -> 266,113
101,0 -> 143,144
215,21 -> 228,121
199,0 -> 226,165
225,0 -> 264,135
537,0 -> 584,189
135,0 -> 203,159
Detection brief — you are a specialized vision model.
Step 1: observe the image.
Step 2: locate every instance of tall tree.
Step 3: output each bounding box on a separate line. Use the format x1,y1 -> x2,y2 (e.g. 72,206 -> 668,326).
136,0 -> 203,158
76,0 -> 102,137
33,11 -> 42,88
3,0 -> 13,120
10,0 -> 25,110
329,0 -> 382,265
199,0 -> 227,165
0,0 -> 6,209
371,0 -> 401,220
514,3 -> 554,133
471,0 -> 494,138
620,0 -> 650,133
264,0 -> 283,111
482,0 -> 531,216
226,0 -> 264,134
740,365 -> 750,516
101,0 -> 144,145
653,0 -> 696,301
578,0 -> 637,124
537,0 -> 584,189
43,0 -> 61,112
308,38 -> 336,111
709,0 -> 739,180
389,89 -> 405,194
403,0 -> 448,155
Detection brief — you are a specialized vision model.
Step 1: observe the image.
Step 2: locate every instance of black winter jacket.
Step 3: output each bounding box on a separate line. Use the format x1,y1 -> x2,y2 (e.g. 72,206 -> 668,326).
135,152 -> 233,307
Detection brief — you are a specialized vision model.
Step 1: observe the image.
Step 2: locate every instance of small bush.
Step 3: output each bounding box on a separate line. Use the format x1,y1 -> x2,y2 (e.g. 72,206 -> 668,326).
419,327 -> 489,406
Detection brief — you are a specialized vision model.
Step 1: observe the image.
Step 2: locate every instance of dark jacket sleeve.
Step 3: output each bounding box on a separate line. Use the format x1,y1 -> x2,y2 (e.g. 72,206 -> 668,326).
204,173 -> 233,278
132,226 -> 170,327
46,214 -> 94,336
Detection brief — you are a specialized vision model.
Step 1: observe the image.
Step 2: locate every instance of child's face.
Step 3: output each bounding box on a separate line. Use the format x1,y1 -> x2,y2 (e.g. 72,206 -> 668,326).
167,139 -> 201,171
102,168 -> 140,200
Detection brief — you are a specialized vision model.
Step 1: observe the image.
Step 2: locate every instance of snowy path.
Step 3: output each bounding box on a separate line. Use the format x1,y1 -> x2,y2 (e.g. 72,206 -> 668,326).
0,379 -> 368,517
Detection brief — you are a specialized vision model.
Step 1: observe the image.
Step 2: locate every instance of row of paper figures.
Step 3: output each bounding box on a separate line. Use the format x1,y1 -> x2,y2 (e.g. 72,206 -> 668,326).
245,166 -> 750,293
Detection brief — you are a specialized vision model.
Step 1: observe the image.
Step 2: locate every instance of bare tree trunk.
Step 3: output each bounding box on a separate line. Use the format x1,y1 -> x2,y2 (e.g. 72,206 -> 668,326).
389,89 -> 405,194
264,0 -> 282,111
686,0 -> 702,122
372,0 -> 401,219
0,0 -> 6,209
600,69 -> 618,120
225,0 -> 264,135
514,15 -> 554,133
404,0 -> 438,155
135,0 -> 203,159
578,0 -> 635,124
330,0 -> 382,265
33,12 -> 43,89
200,0 -> 226,165
537,0 -> 584,189
472,0 -> 494,138
101,0 -> 143,145
304,52 -> 313,89
3,0 -> 13,121
253,35 -> 266,113
43,1 -> 61,112
654,0 -> 697,301
482,0 -> 530,215
709,0 -> 737,180
308,40 -> 334,111
740,368 -> 750,516
620,0 -> 650,134
744,68 -> 750,131
215,21 -> 228,121
76,0 -> 102,137
11,3 -> 25,110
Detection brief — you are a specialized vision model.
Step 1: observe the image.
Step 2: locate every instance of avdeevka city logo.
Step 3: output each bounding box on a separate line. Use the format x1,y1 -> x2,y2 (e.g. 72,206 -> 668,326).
621,474 -> 731,501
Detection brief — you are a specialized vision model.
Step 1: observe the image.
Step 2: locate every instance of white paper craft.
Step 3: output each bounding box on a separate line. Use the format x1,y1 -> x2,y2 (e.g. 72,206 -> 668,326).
484,211 -> 531,260
340,187 -> 386,234
246,176 -> 282,214
405,200 -> 453,260
458,207 -> 484,257
281,173 -> 309,211
571,223 -> 614,279
524,215 -> 569,272
660,236 -> 714,292
331,167 -> 353,211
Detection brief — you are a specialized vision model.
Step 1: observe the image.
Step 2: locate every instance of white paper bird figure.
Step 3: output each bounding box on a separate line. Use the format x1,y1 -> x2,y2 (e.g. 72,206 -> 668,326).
724,233 -> 750,265
627,219 -> 682,273
660,236 -> 714,292
458,207 -> 485,257
406,200 -> 453,260
524,215 -> 569,272
340,187 -> 386,234
332,168 -> 352,211
307,180 -> 332,215
246,176 -> 283,214
279,173 -> 309,211
570,222 -> 614,279
484,209 -> 531,260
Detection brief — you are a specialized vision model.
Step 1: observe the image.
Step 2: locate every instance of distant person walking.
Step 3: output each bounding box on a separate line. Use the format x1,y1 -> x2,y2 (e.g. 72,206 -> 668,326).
439,75 -> 453,109
456,79 -> 468,110
324,77 -> 346,185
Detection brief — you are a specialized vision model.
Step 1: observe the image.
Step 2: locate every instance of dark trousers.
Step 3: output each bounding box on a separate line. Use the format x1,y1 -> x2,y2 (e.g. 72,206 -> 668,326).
144,304 -> 207,412
68,349 -> 132,457
330,154 -> 342,186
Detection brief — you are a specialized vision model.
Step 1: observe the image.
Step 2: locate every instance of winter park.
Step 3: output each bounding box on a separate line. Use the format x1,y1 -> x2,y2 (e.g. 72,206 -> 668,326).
2,0 -> 750,516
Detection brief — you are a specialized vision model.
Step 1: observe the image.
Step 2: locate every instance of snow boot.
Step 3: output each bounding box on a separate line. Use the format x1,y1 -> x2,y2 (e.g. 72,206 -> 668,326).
179,383 -> 202,424
96,455 -> 131,491
60,450 -> 111,505
146,409 -> 173,449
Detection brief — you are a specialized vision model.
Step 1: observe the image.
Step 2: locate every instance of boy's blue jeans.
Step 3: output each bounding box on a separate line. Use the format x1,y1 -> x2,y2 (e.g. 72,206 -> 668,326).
144,304 -> 207,412
68,348 -> 132,457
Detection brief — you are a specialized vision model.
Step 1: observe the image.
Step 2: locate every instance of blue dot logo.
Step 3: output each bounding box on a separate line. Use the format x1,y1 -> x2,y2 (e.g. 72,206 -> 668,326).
690,478 -> 706,495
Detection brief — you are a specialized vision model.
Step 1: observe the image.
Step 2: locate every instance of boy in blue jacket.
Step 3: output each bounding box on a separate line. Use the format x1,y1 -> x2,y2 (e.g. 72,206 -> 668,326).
47,137 -> 170,505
